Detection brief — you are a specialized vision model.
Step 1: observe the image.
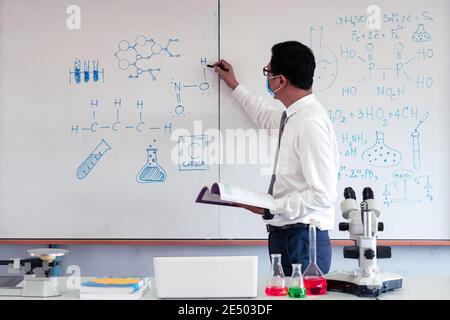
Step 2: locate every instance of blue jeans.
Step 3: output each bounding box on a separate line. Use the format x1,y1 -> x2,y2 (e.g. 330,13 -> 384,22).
268,225 -> 332,276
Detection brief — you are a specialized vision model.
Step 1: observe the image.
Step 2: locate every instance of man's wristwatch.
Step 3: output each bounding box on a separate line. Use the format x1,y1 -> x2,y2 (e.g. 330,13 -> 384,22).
263,208 -> 274,220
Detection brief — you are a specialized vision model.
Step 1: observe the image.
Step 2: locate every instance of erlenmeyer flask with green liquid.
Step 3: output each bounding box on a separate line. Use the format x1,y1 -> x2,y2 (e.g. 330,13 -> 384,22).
288,263 -> 306,298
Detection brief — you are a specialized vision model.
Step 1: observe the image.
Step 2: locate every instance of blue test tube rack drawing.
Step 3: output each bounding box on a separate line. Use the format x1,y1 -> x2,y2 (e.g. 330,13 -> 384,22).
76,139 -> 111,180
136,143 -> 167,183
70,59 -> 104,84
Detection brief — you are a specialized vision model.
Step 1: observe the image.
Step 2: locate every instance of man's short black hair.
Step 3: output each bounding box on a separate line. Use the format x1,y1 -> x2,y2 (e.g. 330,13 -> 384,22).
270,41 -> 316,90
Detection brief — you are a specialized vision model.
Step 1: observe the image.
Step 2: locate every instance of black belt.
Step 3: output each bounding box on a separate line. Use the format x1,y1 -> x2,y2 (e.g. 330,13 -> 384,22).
266,222 -> 309,233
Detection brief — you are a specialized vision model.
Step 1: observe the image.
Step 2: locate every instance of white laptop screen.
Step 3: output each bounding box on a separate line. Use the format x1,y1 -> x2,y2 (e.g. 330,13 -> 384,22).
153,256 -> 258,298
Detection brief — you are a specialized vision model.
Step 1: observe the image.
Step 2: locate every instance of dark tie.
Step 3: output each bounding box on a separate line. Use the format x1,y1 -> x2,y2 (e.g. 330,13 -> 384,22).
263,111 -> 288,220
267,111 -> 288,196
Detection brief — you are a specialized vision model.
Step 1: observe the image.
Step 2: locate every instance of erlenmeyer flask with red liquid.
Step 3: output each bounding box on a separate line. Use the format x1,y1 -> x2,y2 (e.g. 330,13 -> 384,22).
265,253 -> 288,296
303,220 -> 327,295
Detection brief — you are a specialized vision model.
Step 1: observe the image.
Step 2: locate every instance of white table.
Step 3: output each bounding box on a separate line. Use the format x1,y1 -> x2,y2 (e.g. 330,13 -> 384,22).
0,276 -> 449,300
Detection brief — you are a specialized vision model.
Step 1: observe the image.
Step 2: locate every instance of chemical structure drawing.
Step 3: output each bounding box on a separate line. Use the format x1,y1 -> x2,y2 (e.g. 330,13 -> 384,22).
362,131 -> 402,167
170,57 -> 210,117
383,174 -> 432,206
178,135 -> 209,171
341,41 -> 407,87
76,139 -> 111,180
136,140 -> 167,183
114,35 -> 180,80
339,40 -> 434,96
309,26 -> 338,92
411,112 -> 430,171
71,99 -> 173,135
412,24 -> 431,42
69,59 -> 104,84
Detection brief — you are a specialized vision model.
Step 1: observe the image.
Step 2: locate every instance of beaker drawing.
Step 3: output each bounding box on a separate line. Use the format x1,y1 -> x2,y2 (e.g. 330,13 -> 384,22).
362,131 -> 402,167
309,26 -> 338,92
76,139 -> 111,180
136,146 -> 167,183
412,24 -> 431,42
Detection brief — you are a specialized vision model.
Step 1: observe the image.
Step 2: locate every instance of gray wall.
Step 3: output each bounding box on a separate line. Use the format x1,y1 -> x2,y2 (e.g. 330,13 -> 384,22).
1,245 -> 449,277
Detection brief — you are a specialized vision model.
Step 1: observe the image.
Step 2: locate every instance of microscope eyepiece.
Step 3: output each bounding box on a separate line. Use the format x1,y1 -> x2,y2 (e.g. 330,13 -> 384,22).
343,187 -> 356,200
362,187 -> 374,200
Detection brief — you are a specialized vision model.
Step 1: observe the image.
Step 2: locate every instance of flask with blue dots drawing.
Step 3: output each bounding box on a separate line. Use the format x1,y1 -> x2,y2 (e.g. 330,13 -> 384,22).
137,142 -> 167,183
362,131 -> 402,167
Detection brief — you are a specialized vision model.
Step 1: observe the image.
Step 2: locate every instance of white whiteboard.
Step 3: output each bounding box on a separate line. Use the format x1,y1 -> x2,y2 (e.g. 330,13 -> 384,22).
0,0 -> 220,238
0,0 -> 449,239
219,0 -> 450,239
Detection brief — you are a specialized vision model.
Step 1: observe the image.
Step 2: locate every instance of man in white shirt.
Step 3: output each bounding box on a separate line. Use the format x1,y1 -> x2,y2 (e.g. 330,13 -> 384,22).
213,41 -> 339,275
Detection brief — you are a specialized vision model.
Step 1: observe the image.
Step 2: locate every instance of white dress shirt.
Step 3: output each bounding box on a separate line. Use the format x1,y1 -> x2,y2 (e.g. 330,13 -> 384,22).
232,85 -> 340,231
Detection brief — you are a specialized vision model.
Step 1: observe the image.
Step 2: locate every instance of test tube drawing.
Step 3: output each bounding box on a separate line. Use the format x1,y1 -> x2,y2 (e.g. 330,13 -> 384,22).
411,131 -> 420,170
72,59 -> 81,84
411,112 -> 429,171
83,60 -> 90,83
76,139 -> 112,180
93,60 -> 99,82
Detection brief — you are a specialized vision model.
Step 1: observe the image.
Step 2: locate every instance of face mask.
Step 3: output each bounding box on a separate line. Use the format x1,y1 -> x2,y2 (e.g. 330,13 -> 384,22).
266,75 -> 282,97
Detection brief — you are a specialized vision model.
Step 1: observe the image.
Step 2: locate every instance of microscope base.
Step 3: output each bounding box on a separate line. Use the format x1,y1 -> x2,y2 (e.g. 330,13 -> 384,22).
22,275 -> 61,297
326,271 -> 402,297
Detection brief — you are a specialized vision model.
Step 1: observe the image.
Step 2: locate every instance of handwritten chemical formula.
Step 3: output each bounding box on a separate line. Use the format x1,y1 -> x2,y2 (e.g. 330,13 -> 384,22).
325,9 -> 436,207
71,99 -> 173,135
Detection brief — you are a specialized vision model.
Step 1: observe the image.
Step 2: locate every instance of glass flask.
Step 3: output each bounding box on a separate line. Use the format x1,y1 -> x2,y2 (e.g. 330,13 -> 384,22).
288,263 -> 306,298
136,146 -> 167,183
303,221 -> 327,295
265,254 -> 288,296
362,131 -> 402,168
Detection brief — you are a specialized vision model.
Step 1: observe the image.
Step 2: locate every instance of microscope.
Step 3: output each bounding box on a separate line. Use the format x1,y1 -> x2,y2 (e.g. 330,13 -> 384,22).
0,248 -> 68,297
325,187 -> 402,297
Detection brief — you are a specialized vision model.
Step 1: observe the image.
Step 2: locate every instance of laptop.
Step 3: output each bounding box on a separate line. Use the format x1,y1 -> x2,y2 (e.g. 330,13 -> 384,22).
153,256 -> 258,298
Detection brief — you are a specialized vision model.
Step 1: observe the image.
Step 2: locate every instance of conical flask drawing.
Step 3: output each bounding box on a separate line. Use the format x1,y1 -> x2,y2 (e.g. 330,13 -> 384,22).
412,24 -> 431,42
136,146 -> 167,183
362,131 -> 402,167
